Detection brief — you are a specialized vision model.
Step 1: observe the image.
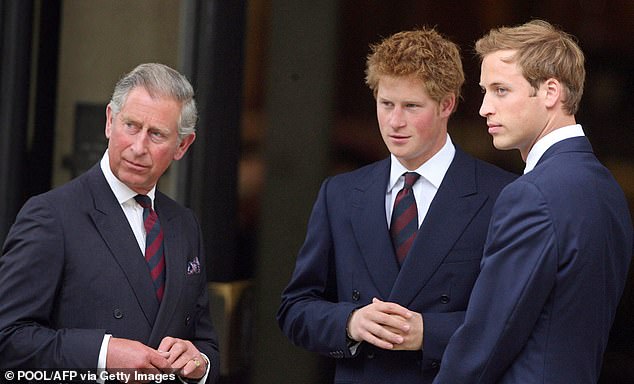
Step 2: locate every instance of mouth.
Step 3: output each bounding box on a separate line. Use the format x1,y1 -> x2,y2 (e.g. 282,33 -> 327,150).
389,134 -> 411,143
487,122 -> 502,134
124,158 -> 149,171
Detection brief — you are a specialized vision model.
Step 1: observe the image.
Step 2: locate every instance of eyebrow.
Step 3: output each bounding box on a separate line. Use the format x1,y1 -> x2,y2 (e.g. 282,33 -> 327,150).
120,114 -> 172,133
480,81 -> 508,89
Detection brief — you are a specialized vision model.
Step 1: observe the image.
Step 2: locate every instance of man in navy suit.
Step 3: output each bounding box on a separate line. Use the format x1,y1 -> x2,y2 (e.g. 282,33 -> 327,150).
0,63 -> 219,383
433,20 -> 633,383
277,28 -> 516,383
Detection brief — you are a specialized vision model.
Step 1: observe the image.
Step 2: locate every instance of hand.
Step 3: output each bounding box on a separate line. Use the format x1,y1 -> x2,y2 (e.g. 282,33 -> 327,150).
158,337 -> 207,380
382,299 -> 424,351
106,337 -> 172,383
347,297 -> 422,350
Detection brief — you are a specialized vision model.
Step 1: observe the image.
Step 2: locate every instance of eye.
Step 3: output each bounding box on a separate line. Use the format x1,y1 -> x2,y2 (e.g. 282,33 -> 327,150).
124,121 -> 139,131
495,87 -> 508,96
149,130 -> 169,143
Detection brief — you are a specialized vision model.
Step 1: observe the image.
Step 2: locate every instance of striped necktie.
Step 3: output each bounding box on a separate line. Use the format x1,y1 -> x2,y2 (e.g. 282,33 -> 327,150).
390,172 -> 420,265
134,194 -> 166,302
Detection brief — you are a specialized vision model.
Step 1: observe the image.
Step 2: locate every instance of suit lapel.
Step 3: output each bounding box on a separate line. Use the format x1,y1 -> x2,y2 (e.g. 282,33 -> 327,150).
148,194 -> 185,346
350,159 -> 400,299
389,149 -> 488,306
86,166 -> 160,327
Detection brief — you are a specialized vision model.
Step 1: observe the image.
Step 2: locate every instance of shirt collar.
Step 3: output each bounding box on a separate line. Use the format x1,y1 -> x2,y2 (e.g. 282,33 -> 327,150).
388,134 -> 456,193
524,124 -> 584,174
100,151 -> 156,205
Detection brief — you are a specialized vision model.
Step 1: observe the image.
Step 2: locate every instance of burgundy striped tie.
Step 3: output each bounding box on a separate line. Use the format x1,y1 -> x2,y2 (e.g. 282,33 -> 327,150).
134,195 -> 166,302
390,172 -> 420,265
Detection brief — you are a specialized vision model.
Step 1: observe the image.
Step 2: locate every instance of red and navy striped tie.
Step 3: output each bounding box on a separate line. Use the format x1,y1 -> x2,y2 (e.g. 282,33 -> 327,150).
135,195 -> 166,302
390,172 -> 420,265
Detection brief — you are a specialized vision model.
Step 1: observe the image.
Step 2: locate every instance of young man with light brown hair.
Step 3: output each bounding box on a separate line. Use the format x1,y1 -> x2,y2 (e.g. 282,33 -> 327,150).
434,20 -> 632,384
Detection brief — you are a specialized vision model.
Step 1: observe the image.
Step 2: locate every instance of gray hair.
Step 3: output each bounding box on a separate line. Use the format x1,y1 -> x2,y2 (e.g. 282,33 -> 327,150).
109,63 -> 197,140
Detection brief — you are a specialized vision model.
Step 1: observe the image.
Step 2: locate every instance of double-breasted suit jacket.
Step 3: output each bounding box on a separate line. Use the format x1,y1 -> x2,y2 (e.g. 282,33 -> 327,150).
278,147 -> 515,383
0,164 -> 219,382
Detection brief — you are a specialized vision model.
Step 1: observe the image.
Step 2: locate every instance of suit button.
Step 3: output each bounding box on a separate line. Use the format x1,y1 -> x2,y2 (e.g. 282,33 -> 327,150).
366,352 -> 375,359
113,308 -> 123,319
185,315 -> 191,326
352,290 -> 361,301
440,294 -> 450,304
431,360 -> 440,369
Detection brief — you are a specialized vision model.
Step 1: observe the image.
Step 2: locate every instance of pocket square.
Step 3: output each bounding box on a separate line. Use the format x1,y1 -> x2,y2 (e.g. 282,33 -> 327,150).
187,256 -> 201,275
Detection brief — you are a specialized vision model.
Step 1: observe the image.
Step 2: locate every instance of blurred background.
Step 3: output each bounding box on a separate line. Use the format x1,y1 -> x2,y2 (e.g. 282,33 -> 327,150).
1,0 -> 632,383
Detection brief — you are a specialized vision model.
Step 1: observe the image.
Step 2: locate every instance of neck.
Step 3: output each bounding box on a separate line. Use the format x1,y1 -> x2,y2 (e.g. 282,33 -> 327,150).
521,114 -> 576,160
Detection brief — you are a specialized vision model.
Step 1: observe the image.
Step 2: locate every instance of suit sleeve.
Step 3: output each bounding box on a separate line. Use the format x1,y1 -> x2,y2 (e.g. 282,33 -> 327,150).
277,179 -> 359,358
421,309 -> 467,363
0,196 -> 104,368
433,180 -> 558,383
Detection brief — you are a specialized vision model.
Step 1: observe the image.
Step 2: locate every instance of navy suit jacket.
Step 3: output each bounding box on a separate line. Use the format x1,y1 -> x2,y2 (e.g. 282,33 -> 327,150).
0,164 -> 219,382
433,137 -> 633,383
278,147 -> 516,383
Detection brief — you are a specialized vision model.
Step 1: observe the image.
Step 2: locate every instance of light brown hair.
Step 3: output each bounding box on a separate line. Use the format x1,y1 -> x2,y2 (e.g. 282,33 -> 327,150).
475,19 -> 585,115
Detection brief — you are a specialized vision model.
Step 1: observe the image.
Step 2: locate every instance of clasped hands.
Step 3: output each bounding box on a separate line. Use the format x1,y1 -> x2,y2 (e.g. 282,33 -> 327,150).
107,336 -> 207,383
347,298 -> 423,351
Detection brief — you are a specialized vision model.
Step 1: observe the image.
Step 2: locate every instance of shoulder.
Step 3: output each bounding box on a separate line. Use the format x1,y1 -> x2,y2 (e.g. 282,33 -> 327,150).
488,179 -> 553,238
497,177 -> 544,204
23,167 -> 97,212
466,152 -> 517,184
326,158 -> 389,190
8,170 -> 103,239
451,147 -> 517,193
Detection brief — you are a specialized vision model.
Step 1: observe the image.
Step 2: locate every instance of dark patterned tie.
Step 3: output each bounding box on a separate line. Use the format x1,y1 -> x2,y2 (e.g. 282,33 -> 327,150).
134,195 -> 166,302
390,172 -> 421,265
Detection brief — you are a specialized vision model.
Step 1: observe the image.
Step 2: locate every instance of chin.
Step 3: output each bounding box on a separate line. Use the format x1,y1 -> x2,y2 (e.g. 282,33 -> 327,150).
120,177 -> 149,191
492,138 -> 512,151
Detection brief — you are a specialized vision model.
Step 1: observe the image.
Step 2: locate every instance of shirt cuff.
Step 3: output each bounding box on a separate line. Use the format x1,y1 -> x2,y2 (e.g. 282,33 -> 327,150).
97,334 -> 111,384
347,340 -> 361,355
345,309 -> 361,356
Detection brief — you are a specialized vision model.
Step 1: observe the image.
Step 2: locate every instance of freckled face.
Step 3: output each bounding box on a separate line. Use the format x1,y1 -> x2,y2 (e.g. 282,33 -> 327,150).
105,87 -> 195,194
479,50 -> 548,159
376,75 -> 453,170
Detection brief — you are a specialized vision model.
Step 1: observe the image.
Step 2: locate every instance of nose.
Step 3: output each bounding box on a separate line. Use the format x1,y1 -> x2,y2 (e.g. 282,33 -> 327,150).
130,130 -> 149,154
389,106 -> 406,128
479,93 -> 494,117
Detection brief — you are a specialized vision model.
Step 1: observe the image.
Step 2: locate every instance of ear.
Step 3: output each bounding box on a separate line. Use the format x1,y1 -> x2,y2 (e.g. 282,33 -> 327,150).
439,94 -> 456,117
173,132 -> 196,160
105,104 -> 113,139
543,78 -> 561,109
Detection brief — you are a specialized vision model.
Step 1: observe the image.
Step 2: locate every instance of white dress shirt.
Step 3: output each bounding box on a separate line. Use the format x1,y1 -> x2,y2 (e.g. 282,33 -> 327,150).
100,151 -> 156,253
386,134 -> 455,228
